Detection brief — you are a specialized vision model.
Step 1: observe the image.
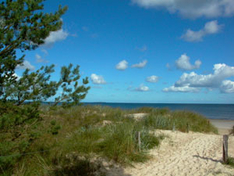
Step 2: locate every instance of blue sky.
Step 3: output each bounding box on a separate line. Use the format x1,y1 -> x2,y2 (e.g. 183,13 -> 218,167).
16,0 -> 234,103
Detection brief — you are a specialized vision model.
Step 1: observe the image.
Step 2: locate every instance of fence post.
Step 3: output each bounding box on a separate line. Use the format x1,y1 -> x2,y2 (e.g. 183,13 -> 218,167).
172,122 -> 175,132
186,123 -> 189,133
232,126 -> 234,136
138,131 -> 141,152
223,135 -> 229,163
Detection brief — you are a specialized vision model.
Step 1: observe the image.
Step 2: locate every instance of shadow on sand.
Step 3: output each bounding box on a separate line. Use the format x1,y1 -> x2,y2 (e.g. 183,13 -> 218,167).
193,155 -> 222,163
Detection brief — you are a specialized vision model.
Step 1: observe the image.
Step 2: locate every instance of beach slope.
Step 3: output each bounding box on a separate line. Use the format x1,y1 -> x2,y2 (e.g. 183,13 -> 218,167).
107,130 -> 234,176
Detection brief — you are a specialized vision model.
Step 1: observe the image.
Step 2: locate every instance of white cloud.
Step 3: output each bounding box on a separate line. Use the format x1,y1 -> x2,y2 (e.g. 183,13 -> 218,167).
175,64 -> 234,87
181,20 -> 223,42
135,84 -> 150,92
16,60 -> 35,70
220,80 -> 234,93
132,60 -> 148,68
90,74 -> 106,84
164,63 -> 234,93
146,75 -> 159,83
35,54 -> 48,63
116,60 -> 128,70
43,29 -> 68,47
131,0 -> 234,18
163,85 -> 199,93
175,54 -> 201,71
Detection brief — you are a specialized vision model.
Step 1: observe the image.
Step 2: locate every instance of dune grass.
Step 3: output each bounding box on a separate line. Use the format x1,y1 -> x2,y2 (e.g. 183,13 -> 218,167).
0,105 -> 218,175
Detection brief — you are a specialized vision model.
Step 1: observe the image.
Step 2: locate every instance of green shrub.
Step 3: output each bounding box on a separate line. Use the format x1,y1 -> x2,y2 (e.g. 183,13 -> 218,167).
227,157 -> 234,167
97,122 -> 160,164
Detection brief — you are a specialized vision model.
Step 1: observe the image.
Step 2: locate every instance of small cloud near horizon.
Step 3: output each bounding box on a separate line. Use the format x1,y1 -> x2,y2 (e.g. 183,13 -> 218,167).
90,74 -> 106,84
135,84 -> 150,92
163,63 -> 234,93
116,60 -> 128,70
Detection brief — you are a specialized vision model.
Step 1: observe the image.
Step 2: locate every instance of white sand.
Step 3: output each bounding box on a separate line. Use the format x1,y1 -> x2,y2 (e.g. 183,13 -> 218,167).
106,130 -> 234,176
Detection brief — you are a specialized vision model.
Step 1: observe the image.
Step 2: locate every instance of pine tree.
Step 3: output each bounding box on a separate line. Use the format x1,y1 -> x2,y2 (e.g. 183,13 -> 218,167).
0,0 -> 67,96
0,1 -> 90,172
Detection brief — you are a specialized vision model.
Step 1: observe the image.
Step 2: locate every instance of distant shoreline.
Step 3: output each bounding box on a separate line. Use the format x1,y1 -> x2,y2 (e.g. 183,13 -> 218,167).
84,102 -> 234,121
41,102 -> 234,120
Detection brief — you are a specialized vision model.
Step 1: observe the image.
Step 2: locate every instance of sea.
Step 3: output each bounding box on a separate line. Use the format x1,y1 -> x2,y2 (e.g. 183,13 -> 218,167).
85,103 -> 234,120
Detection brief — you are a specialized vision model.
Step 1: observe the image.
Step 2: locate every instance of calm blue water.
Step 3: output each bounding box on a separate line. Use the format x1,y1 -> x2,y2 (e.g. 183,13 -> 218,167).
85,103 -> 234,120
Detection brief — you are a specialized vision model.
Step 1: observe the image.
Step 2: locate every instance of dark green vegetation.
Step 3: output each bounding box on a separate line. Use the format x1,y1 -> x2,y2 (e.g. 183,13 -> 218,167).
0,0 -> 90,175
0,0 -> 67,92
0,105 -> 218,175
226,157 -> 234,168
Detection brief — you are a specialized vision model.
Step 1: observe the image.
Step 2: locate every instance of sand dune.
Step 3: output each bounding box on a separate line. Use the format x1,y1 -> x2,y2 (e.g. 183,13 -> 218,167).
107,130 -> 234,176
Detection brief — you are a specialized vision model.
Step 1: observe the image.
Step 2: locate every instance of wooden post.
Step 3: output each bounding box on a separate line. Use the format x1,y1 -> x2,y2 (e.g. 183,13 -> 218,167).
138,131 -> 141,152
223,135 -> 229,163
186,123 -> 189,133
232,126 -> 234,136
172,122 -> 175,132
229,126 -> 234,136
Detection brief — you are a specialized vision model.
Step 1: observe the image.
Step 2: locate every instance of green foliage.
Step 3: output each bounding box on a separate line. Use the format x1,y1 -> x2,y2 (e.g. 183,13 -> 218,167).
143,110 -> 218,134
51,156 -> 105,176
0,105 -> 220,175
226,157 -> 234,168
49,120 -> 61,135
0,0 -> 67,93
0,1 -> 91,175
2,64 -> 90,107
96,122 -> 160,164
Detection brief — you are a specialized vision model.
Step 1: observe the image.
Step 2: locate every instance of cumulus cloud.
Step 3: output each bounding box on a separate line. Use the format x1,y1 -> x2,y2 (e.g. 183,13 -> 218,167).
16,60 -> 35,70
132,60 -> 148,68
220,80 -> 234,93
164,63 -> 234,93
43,29 -> 68,47
90,74 -> 106,84
131,0 -> 234,18
116,60 -> 128,70
135,84 -> 150,92
175,54 -> 201,71
35,54 -> 48,63
146,75 -> 159,83
181,20 -> 223,42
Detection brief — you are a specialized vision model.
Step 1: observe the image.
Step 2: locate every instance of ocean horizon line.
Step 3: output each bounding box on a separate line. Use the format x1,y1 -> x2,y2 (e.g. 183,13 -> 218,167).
83,102 -> 234,105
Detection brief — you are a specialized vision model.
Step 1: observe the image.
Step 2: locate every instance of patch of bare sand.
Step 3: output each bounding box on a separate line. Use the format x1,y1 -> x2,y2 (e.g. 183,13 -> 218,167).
210,119 -> 234,135
106,130 -> 234,176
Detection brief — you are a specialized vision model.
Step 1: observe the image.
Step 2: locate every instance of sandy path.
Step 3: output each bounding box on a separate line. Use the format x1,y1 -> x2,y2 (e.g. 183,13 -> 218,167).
107,131 -> 234,176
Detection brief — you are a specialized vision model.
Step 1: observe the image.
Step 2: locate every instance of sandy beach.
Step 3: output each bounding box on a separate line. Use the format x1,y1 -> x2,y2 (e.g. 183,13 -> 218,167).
105,119 -> 234,176
210,119 -> 234,135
